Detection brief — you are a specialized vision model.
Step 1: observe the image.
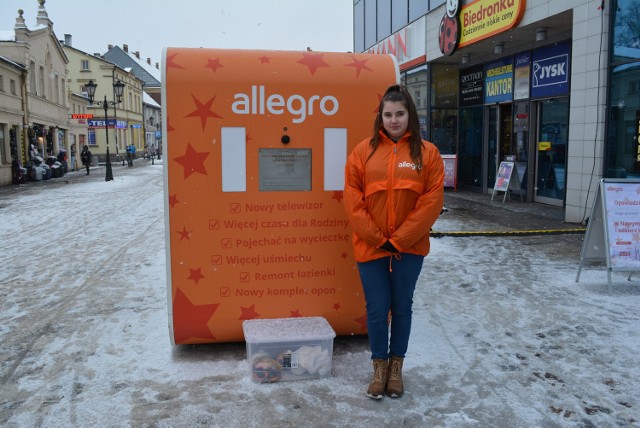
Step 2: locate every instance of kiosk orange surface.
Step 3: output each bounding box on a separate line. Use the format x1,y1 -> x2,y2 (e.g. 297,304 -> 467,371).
162,48 -> 399,344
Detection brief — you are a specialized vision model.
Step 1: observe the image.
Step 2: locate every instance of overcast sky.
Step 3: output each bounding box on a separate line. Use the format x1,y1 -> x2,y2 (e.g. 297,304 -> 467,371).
1,0 -> 353,65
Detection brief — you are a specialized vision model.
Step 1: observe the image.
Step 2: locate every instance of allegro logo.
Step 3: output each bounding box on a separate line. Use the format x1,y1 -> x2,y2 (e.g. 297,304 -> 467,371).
231,85 -> 339,123
397,161 -> 421,171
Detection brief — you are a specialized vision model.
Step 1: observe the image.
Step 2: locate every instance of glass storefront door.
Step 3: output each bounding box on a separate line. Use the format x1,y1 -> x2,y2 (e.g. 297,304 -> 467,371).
534,98 -> 569,205
485,104 -> 512,191
458,107 -> 483,189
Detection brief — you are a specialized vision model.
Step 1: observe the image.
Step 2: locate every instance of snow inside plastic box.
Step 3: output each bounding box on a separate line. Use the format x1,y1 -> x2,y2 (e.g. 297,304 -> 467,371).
242,317 -> 336,383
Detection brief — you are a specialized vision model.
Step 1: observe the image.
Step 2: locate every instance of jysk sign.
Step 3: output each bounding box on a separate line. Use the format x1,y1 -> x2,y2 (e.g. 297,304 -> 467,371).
531,41 -> 570,98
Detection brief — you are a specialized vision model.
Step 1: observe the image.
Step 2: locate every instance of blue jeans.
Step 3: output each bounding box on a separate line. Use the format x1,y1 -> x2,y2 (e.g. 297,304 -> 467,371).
357,254 -> 424,360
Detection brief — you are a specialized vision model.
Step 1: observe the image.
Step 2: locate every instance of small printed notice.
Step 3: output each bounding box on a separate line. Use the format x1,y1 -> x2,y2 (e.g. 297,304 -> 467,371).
604,182 -> 640,268
259,149 -> 312,191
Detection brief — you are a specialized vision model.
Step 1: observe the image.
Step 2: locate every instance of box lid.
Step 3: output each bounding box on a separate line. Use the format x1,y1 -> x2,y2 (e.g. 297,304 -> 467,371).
242,317 -> 336,343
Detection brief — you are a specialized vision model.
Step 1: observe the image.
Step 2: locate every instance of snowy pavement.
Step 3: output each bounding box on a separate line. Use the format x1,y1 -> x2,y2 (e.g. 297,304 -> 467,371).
0,161 -> 638,427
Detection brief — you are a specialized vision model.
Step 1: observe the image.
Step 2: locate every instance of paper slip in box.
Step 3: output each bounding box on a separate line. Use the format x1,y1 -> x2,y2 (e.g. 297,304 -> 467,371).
242,317 -> 336,383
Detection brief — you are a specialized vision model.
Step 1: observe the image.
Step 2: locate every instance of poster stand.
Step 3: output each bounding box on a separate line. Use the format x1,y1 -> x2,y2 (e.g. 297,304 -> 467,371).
576,178 -> 640,293
442,154 -> 457,191
491,161 -> 523,203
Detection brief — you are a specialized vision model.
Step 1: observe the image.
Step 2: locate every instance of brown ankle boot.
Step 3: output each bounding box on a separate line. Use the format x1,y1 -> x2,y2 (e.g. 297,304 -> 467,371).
386,356 -> 404,397
367,359 -> 388,399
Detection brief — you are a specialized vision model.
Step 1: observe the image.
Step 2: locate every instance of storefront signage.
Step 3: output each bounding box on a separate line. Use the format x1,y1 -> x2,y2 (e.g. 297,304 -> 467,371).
531,41 -> 570,98
459,64 -> 484,107
513,52 -> 531,100
131,124 -> 142,128
71,113 -> 94,119
485,57 -> 513,103
432,65 -> 458,107
368,16 -> 426,69
459,0 -> 526,48
438,0 -> 461,56
88,119 -> 128,129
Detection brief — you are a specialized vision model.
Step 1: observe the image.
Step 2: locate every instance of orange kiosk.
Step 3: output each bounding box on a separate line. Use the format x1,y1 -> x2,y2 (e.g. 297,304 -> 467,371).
163,48 -> 399,344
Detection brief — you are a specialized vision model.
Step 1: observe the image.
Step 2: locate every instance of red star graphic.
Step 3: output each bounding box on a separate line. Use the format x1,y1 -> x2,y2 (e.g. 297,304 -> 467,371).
188,267 -> 205,284
297,53 -> 330,75
172,288 -> 219,344
246,133 -> 252,144
184,94 -> 224,131
331,191 -> 343,203
205,58 -> 223,72
174,143 -> 209,179
354,313 -> 368,331
333,303 -> 341,311
345,57 -> 373,78
290,309 -> 302,317
177,226 -> 192,241
258,55 -> 271,63
239,304 -> 260,320
373,94 -> 383,113
167,116 -> 175,132
169,194 -> 179,208
341,252 -> 348,259
166,53 -> 184,69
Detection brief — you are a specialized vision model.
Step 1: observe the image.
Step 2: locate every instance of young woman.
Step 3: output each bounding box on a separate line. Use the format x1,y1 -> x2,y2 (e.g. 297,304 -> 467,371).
344,85 -> 444,399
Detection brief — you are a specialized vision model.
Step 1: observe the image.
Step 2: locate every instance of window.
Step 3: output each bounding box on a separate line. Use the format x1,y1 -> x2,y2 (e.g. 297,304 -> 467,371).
0,124 -> 6,164
364,0 -> 377,50
81,60 -> 89,71
39,66 -> 45,97
10,79 -> 16,95
0,74 -> 4,92
391,0 -> 408,34
377,0 -> 392,43
409,0 -> 428,22
29,61 -> 36,94
354,0 -> 364,52
54,73 -> 60,103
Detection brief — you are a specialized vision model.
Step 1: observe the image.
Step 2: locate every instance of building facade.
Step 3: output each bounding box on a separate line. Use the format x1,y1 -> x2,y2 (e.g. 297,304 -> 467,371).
62,40 -> 144,165
0,4 -> 70,186
354,0 -> 636,224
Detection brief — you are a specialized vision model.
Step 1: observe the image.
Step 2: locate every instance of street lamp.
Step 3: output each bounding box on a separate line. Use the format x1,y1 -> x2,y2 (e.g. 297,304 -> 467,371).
85,79 -> 125,181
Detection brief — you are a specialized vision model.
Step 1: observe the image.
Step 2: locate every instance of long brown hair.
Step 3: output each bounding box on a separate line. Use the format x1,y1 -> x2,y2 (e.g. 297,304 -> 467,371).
368,85 -> 423,170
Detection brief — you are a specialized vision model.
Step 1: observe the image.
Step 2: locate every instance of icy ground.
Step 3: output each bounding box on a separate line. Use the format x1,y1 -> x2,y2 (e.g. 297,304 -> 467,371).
0,161 -> 638,427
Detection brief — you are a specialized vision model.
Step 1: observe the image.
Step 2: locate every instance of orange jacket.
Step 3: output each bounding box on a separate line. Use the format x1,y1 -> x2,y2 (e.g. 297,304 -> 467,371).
344,131 -> 444,263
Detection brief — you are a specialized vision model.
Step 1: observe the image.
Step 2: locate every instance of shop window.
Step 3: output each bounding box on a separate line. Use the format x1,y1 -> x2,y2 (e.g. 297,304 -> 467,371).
607,62 -> 640,179
431,109 -> 457,155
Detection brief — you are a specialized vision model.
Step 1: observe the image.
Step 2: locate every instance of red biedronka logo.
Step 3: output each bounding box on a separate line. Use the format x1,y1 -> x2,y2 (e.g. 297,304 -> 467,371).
438,0 -> 461,56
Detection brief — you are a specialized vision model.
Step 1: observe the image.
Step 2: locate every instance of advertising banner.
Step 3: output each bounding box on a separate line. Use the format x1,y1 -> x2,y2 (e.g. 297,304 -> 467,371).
513,52 -> 531,100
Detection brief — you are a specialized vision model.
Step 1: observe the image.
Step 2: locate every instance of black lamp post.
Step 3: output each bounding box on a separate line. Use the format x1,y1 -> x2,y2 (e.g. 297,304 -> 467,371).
85,79 -> 125,182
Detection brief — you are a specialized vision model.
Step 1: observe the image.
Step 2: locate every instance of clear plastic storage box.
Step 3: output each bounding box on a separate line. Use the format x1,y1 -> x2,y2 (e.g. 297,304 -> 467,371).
242,317 -> 336,383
